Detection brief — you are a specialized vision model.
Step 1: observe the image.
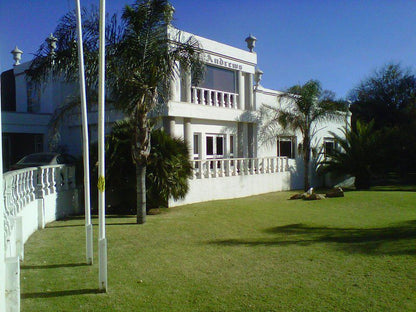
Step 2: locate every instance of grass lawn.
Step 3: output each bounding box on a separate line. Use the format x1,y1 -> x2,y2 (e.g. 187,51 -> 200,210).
21,191 -> 416,311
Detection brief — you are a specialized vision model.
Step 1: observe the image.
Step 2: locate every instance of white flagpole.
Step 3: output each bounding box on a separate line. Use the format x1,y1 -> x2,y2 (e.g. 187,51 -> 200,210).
98,0 -> 108,291
75,0 -> 93,266
0,57 -> 7,312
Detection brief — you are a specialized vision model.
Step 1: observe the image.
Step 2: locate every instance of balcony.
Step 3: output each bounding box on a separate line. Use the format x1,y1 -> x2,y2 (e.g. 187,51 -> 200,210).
191,86 -> 239,109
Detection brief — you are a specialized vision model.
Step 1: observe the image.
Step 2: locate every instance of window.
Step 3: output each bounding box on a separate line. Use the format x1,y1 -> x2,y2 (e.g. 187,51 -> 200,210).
193,134 -> 200,159
277,136 -> 296,159
229,135 -> 234,158
206,134 -> 225,158
198,65 -> 236,93
323,138 -> 335,158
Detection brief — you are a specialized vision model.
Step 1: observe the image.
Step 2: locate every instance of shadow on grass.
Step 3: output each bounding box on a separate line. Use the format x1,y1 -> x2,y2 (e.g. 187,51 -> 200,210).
210,220 -> 416,256
46,215 -> 137,228
21,263 -> 90,270
21,288 -> 101,299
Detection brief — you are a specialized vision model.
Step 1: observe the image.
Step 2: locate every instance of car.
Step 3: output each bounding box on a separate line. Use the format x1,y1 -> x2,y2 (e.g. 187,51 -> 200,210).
9,153 -> 77,170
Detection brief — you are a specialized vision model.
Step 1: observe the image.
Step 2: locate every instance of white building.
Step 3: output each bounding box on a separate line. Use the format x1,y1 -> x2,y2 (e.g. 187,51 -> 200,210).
1,28 -> 350,204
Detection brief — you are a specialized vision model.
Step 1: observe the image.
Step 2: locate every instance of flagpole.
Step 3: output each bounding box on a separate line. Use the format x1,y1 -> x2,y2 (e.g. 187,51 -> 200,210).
98,0 -> 108,292
0,55 -> 7,312
75,0 -> 93,266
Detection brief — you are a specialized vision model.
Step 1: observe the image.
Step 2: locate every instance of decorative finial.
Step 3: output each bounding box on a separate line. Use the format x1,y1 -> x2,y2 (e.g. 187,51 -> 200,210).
254,68 -> 264,86
245,34 -> 257,53
46,33 -> 58,57
11,46 -> 23,66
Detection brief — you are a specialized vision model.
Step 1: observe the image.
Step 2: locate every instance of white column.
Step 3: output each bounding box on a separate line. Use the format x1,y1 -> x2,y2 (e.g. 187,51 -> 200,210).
242,123 -> 248,158
170,61 -> 180,102
245,73 -> 253,110
181,66 -> 192,103
238,71 -> 244,110
169,117 -> 176,137
183,118 -> 192,159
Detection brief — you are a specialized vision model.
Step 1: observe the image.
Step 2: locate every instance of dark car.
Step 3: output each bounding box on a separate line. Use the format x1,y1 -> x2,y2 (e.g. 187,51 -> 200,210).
10,153 -> 77,170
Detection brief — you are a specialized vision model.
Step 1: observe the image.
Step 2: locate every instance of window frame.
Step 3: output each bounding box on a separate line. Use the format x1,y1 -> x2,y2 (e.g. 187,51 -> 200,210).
277,136 -> 296,159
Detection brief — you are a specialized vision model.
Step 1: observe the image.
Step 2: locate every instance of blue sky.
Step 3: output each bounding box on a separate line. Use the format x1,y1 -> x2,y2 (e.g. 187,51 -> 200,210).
1,0 -> 415,99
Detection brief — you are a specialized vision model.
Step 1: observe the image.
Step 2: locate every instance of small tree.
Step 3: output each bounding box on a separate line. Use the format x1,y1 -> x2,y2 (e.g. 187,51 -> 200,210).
319,120 -> 380,189
260,80 -> 347,190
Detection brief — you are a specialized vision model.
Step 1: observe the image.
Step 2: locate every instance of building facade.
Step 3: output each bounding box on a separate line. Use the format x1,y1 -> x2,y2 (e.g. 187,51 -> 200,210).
1,28 -> 350,200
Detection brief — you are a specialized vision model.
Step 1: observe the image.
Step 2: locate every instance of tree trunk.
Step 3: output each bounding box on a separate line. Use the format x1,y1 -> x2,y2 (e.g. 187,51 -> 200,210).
136,164 -> 146,224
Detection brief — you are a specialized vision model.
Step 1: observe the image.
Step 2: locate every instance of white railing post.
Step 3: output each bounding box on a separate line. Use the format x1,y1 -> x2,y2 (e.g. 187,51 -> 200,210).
192,87 -> 197,104
219,93 -> 225,107
207,90 -> 212,106
29,170 -> 36,201
249,158 -> 254,175
212,160 -> 217,178
199,161 -> 204,179
201,89 -> 206,105
36,168 -> 46,230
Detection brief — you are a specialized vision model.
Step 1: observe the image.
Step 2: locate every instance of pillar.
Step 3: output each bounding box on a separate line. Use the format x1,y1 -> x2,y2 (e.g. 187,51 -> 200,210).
170,61 -> 180,102
237,123 -> 249,158
238,71 -> 245,110
245,73 -> 253,110
163,117 -> 176,137
242,123 -> 249,158
247,124 -> 254,158
183,118 -> 192,159
181,65 -> 192,103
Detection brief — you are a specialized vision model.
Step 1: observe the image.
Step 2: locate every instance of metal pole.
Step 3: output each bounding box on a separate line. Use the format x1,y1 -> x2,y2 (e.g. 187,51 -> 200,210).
0,56 -> 7,312
98,0 -> 107,292
75,0 -> 93,266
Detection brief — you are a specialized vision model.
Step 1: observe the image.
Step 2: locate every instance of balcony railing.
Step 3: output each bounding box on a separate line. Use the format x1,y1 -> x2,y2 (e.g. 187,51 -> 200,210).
191,86 -> 239,109
191,157 -> 289,179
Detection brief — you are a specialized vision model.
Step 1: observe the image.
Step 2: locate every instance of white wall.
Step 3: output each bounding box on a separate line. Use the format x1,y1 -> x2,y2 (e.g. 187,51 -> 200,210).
170,171 -> 291,207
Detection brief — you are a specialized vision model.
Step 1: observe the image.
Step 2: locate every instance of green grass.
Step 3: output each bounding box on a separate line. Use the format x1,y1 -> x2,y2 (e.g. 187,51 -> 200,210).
21,191 -> 416,311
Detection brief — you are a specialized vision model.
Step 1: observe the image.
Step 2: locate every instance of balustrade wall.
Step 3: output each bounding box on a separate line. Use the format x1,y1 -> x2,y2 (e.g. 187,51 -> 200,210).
170,157 -> 291,207
2,165 -> 78,311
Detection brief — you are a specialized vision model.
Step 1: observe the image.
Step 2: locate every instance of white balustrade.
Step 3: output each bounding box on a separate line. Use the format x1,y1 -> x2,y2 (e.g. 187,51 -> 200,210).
3,165 -> 76,245
191,86 -> 238,109
191,157 -> 288,180
2,164 -> 77,311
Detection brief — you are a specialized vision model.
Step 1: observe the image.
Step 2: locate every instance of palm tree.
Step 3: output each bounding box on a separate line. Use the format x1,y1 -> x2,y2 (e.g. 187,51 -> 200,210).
319,120 -> 380,189
260,80 -> 347,191
27,0 -> 203,224
105,120 -> 193,211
